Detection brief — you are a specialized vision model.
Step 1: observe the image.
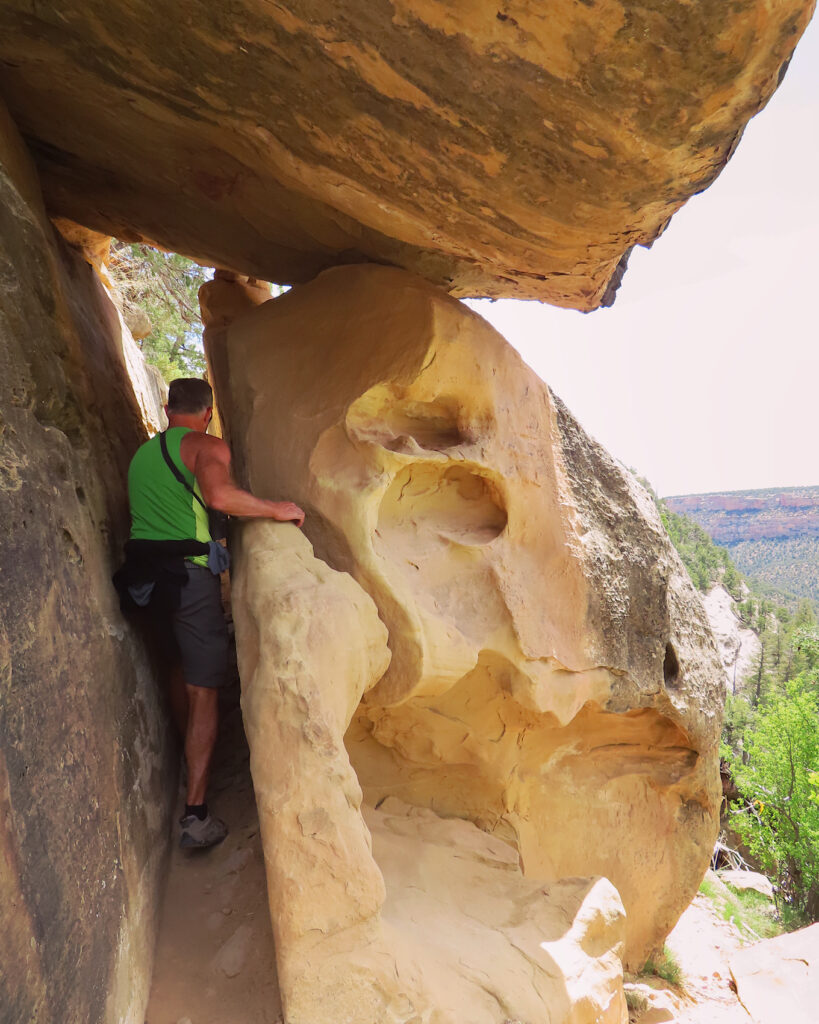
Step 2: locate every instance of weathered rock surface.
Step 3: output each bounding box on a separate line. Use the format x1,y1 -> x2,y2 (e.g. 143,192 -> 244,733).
203,263 -> 725,974
53,217 -> 168,434
702,585 -> 760,692
0,1 -> 812,309
729,923 -> 819,1024
0,100 -> 173,1023
232,520 -> 627,1023
719,870 -> 774,900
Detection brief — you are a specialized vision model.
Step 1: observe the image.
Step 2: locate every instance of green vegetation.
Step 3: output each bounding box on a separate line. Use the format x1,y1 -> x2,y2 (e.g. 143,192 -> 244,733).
108,242 -> 209,383
659,502 -> 743,596
632,478 -> 744,598
641,476 -> 819,926
698,876 -> 783,940
624,989 -> 648,1015
729,675 -> 819,923
729,536 -> 819,607
640,946 -> 683,988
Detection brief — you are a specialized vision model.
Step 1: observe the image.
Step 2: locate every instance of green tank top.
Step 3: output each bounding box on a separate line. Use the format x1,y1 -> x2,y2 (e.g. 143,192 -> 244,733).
128,427 -> 211,567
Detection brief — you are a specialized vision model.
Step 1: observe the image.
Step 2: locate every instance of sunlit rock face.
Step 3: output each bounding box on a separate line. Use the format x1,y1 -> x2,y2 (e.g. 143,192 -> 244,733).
0,0 -> 811,309
203,264 -> 724,983
232,519 -> 628,1024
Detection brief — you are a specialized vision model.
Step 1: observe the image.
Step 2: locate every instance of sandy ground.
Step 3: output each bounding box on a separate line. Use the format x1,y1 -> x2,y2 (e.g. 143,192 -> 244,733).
145,705 -> 755,1024
144,703 -> 283,1024
663,893 -> 751,1024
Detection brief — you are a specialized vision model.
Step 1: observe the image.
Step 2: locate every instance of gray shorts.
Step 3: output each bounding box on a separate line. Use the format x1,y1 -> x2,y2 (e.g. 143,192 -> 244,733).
155,565 -> 229,689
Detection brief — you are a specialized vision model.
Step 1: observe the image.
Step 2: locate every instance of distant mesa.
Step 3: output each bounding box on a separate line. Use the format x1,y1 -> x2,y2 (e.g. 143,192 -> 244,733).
664,487 -> 819,544
665,486 -> 819,607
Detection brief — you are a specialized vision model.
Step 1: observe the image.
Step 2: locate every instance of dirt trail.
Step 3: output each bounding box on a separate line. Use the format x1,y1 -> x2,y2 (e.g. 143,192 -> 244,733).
628,888 -> 755,1024
665,893 -> 750,1024
145,703 -> 283,1024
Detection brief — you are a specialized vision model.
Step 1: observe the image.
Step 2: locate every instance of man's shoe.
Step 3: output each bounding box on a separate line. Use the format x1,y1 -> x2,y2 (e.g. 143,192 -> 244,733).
179,813 -> 228,849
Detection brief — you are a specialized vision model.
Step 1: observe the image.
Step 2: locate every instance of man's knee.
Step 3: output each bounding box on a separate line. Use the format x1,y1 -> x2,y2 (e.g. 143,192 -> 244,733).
186,683 -> 219,708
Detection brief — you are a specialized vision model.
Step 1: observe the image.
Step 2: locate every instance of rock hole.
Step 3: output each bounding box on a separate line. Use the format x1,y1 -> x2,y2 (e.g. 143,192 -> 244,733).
347,390 -> 467,452
663,642 -> 680,689
378,463 -> 507,545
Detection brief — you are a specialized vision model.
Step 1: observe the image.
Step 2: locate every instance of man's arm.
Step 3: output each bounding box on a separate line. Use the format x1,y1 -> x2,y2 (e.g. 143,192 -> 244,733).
182,433 -> 304,526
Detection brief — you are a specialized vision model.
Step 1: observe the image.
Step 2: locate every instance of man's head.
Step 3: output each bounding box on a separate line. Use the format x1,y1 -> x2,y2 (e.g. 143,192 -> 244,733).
165,377 -> 213,430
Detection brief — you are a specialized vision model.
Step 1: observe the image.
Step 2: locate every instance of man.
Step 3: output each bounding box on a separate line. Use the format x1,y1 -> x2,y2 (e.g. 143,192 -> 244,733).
126,377 -> 304,848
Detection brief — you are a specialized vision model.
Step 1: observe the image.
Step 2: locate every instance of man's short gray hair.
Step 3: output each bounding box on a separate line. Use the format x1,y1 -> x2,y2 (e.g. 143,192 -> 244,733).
167,377 -> 213,414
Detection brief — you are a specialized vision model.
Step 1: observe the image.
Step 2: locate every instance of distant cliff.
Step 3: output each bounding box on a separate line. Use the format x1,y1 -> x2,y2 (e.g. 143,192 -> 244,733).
665,487 -> 819,605
665,487 -> 819,544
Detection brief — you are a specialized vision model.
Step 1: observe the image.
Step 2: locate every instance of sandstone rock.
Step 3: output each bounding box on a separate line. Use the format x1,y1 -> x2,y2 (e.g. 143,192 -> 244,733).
0,1 -> 812,309
51,215 -> 167,434
232,520 -> 626,1023
719,870 -> 774,900
123,303 -> 152,343
702,586 -> 760,692
205,263 -> 724,971
231,520 -> 391,1019
0,99 -> 173,1023
729,923 -> 819,1024
212,924 -> 254,979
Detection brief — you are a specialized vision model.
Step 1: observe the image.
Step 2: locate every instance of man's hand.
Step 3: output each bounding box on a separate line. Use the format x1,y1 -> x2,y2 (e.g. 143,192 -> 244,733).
270,501 -> 305,528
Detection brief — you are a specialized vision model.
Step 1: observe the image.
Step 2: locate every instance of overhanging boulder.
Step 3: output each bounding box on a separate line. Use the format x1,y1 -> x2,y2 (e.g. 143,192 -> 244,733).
0,0 -> 812,309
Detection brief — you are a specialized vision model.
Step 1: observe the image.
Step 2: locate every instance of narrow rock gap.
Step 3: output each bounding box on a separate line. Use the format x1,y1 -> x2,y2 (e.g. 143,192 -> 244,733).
99,241 -> 286,1022
145,685 -> 283,1024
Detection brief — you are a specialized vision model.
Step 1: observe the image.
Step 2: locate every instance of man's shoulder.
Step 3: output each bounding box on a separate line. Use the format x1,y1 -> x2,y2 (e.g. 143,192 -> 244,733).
180,430 -> 230,469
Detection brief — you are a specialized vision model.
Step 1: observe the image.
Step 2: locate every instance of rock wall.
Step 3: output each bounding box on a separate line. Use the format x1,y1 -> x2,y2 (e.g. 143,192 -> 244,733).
0,102 -> 173,1024
701,585 -> 761,692
203,265 -> 725,996
0,0 -> 812,309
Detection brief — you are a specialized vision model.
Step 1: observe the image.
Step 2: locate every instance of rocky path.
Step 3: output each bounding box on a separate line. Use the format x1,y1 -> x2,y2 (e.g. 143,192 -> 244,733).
627,883 -> 755,1024
144,704 -> 283,1024
665,893 -> 750,1024
145,704 -> 761,1024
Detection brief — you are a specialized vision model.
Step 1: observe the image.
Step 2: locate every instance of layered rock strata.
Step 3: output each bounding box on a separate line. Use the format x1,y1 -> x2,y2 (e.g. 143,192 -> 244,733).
0,101 -> 173,1024
202,264 -> 724,1008
666,487 -> 819,544
0,0 -> 813,309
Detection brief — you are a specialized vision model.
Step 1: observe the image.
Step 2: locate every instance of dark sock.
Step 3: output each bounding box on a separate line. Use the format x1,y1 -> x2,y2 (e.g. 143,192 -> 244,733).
185,802 -> 208,821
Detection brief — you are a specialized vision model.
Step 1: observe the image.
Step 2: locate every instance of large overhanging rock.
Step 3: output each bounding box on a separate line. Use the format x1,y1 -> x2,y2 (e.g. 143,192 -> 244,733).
0,1 -> 812,309
201,264 -> 724,994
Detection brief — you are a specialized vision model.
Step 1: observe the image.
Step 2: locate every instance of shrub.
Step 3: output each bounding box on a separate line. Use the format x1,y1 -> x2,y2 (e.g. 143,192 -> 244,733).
731,675 -> 819,921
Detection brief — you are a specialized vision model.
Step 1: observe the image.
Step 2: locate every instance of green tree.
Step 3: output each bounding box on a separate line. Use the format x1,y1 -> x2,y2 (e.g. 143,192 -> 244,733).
732,675 -> 819,922
108,242 -> 209,382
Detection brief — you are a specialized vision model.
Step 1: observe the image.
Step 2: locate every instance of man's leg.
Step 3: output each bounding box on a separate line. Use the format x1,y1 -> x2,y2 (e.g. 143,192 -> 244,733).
168,662 -> 189,737
172,566 -> 230,848
184,683 -> 219,806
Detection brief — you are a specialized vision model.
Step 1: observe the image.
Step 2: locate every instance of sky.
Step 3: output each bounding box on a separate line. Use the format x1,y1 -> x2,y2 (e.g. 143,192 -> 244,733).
469,16 -> 819,499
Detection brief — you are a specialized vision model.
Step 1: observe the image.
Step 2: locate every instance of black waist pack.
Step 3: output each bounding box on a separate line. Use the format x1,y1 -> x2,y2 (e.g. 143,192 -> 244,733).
159,430 -> 229,540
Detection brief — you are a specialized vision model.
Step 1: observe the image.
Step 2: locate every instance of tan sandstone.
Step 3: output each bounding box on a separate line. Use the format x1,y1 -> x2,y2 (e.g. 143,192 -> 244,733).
202,264 -> 725,990
232,520 -> 627,1023
730,923 -> 819,1024
0,1 -> 813,309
